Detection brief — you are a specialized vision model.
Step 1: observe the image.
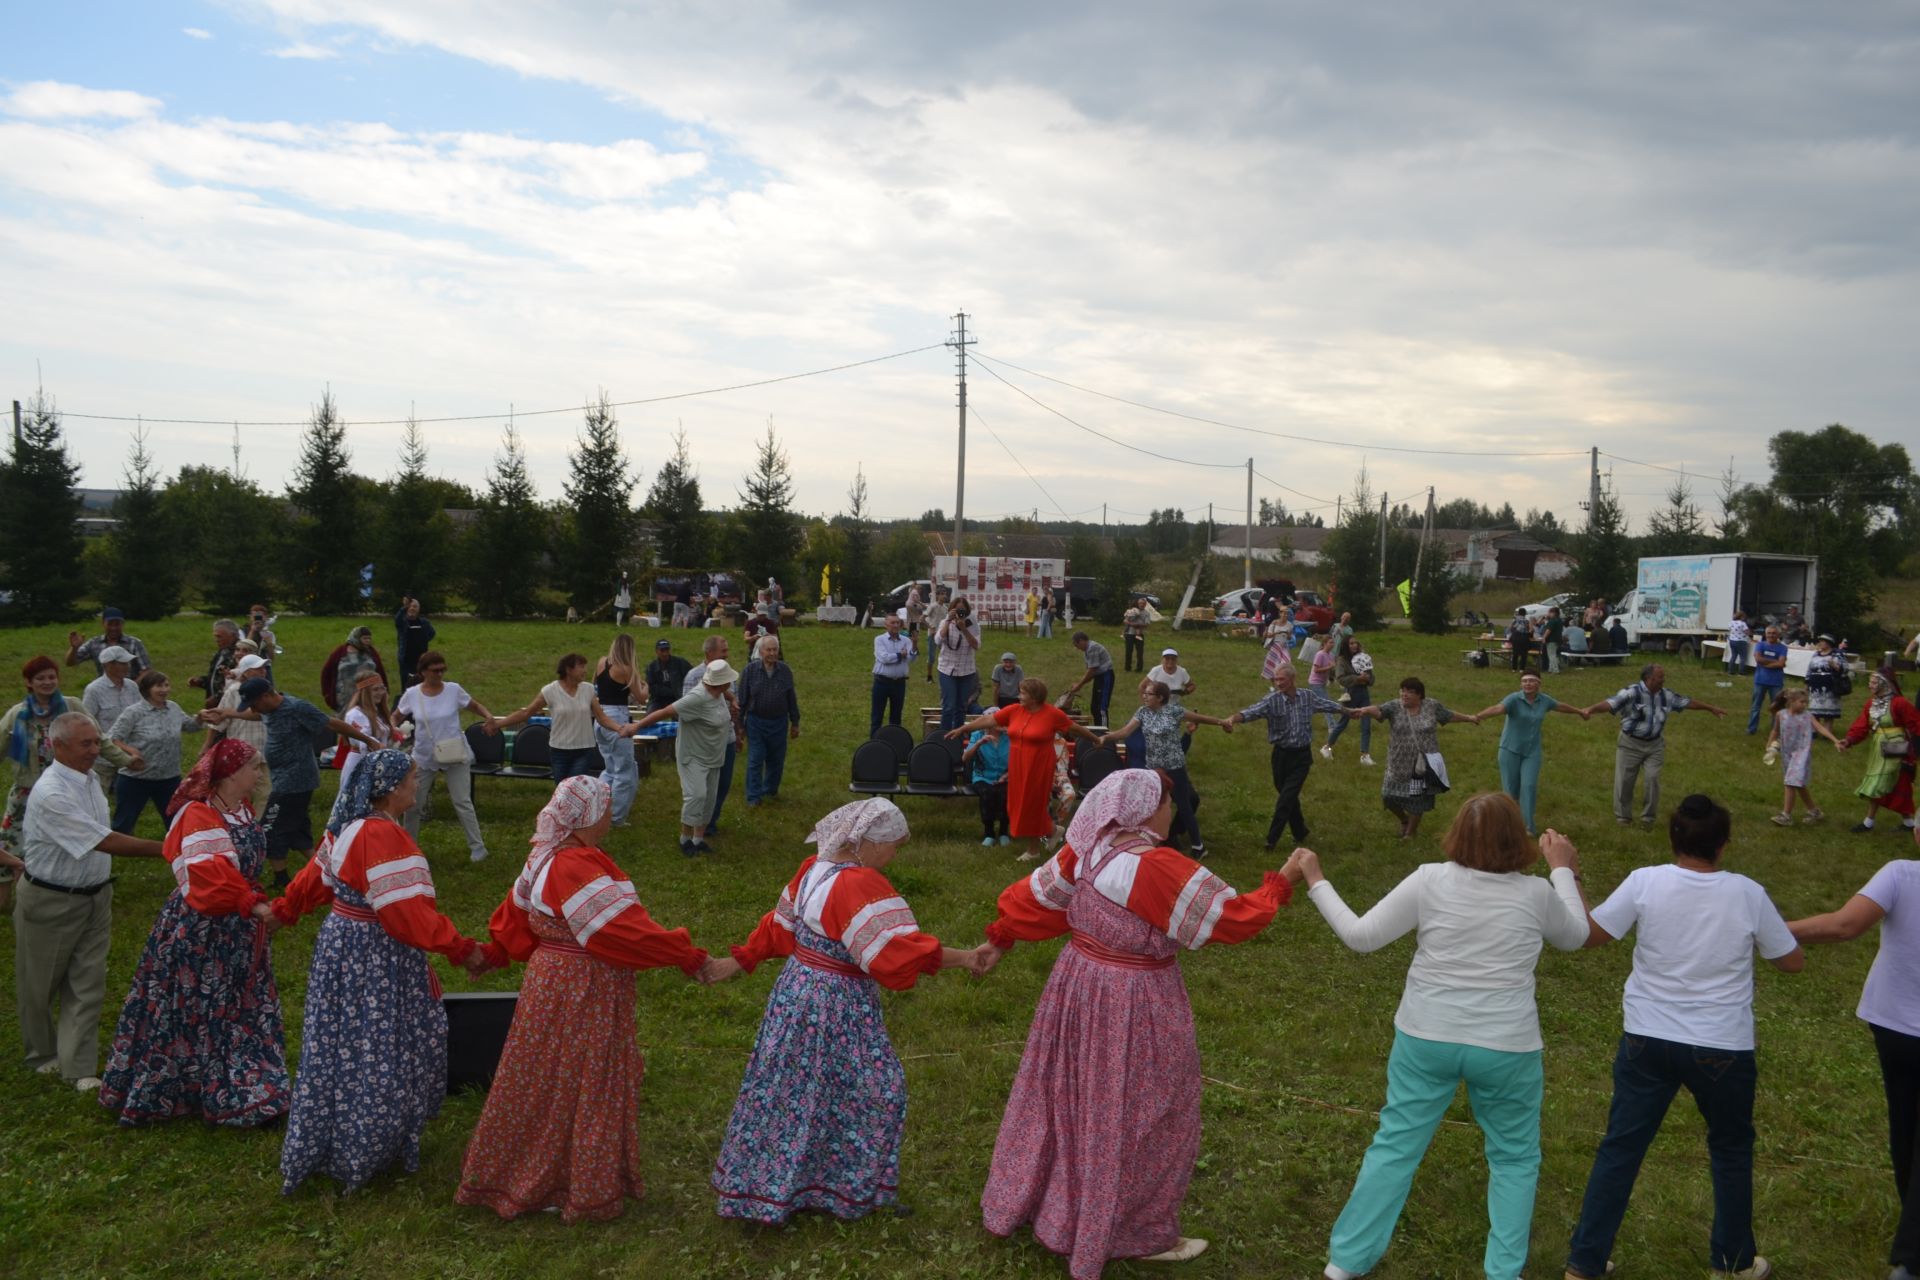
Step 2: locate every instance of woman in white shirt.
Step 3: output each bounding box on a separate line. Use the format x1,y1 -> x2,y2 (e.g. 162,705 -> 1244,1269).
337,670 -> 395,795
495,652 -> 639,782
1563,794 -> 1802,1280
1284,792 -> 1591,1280
393,649 -> 501,863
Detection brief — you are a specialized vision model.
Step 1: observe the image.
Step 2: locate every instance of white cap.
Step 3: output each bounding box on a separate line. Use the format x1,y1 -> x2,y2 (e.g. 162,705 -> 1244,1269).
234,654 -> 269,674
1161,648 -> 1179,657
98,645 -> 135,664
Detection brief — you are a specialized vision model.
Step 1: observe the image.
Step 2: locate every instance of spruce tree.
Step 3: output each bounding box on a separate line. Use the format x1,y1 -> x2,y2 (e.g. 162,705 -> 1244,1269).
160,465 -> 281,613
734,419 -> 798,595
378,416 -> 459,606
1573,481 -> 1634,604
102,425 -> 181,619
0,388 -> 86,623
470,425 -> 546,617
285,390 -> 363,613
562,392 -> 635,608
834,464 -> 878,606
641,426 -> 708,568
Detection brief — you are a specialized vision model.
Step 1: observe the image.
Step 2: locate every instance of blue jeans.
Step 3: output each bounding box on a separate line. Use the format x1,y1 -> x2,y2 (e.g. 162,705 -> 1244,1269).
1566,1033 -> 1759,1277
744,714 -> 789,804
112,775 -> 179,834
1725,639 -> 1750,674
870,675 -> 907,735
1329,1030 -> 1543,1280
707,736 -> 736,830
1748,681 -> 1781,733
549,746 -> 598,782
1089,669 -> 1114,726
938,671 -> 975,732
594,708 -> 637,822
1326,683 -> 1373,753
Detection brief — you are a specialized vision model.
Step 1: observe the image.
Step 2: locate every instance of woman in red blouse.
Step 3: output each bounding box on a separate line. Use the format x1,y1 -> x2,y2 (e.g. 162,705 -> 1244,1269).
950,678 -> 1102,861
977,769 -> 1297,1278
457,776 -> 714,1222
99,739 -> 290,1126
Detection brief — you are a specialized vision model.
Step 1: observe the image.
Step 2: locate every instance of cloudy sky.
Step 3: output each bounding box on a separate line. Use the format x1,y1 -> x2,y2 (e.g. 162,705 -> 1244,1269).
5,2 -> 1916,530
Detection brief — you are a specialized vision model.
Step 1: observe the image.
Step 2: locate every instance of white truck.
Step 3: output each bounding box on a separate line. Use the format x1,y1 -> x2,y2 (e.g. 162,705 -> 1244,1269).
931,554 -> 1068,628
1605,553 -> 1818,656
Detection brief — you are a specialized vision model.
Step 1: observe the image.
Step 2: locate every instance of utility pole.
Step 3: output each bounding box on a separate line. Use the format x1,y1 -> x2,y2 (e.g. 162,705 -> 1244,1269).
1412,485 -> 1436,593
1244,457 -> 1254,590
1101,503 -> 1107,539
232,421 -> 242,477
1334,494 -> 1342,528
1377,491 -> 1389,592
1587,445 -> 1600,532
948,312 -> 974,581
11,400 -> 21,452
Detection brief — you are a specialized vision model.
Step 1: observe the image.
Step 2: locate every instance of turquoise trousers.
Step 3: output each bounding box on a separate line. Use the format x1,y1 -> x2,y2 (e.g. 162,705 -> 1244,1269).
1328,1029 -> 1544,1280
1497,746 -> 1544,833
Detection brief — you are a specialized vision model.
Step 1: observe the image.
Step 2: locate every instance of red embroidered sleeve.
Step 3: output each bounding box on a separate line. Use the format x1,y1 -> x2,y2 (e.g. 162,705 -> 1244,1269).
984,844 -> 1080,950
818,866 -> 941,990
354,822 -> 477,964
543,848 -> 706,974
270,856 -> 333,926
166,805 -> 266,917
1126,847 -> 1290,949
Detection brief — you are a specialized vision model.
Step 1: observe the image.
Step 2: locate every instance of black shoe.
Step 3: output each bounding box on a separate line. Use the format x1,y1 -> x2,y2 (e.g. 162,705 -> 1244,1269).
1852,822 -> 1875,833
1190,843 -> 1208,859
271,871 -> 291,890
1264,841 -> 1278,853
680,840 -> 698,857
694,840 -> 714,854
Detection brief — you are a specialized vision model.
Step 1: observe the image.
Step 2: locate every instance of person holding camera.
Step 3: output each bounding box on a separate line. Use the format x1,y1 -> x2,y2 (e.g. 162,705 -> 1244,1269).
935,597 -> 983,733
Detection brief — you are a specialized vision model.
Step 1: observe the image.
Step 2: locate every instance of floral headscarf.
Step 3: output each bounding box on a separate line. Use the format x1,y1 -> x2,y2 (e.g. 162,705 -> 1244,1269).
167,739 -> 257,818
324,747 -> 412,837
513,775 -> 613,916
1065,769 -> 1167,869
806,798 -> 909,861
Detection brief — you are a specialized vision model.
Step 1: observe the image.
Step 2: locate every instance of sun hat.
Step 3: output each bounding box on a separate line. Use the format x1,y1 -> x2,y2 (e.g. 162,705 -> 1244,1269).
701,659 -> 739,686
98,645 -> 135,664
234,654 -> 269,675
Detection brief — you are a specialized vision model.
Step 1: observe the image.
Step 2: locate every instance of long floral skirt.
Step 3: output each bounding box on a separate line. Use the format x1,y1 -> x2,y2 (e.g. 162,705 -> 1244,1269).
280,911 -> 447,1195
456,938 -> 644,1222
711,948 -> 905,1223
98,891 -> 289,1126
982,946 -> 1201,1280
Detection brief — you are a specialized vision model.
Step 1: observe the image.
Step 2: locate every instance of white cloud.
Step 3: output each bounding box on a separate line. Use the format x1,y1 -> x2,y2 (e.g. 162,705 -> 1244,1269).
268,40 -> 338,59
182,27 -> 214,39
1,81 -> 162,120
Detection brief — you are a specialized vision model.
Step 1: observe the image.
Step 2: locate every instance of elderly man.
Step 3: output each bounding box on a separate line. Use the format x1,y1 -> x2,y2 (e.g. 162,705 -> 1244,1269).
1582,664 -> 1727,827
646,638 -> 692,712
684,634 -> 745,832
1065,631 -> 1116,726
738,636 -> 800,806
80,647 -> 145,796
13,712 -> 164,1089
990,652 -> 1025,708
65,608 -> 151,677
871,614 -> 916,733
1228,663 -> 1351,852
186,618 -> 241,707
1122,597 -> 1152,672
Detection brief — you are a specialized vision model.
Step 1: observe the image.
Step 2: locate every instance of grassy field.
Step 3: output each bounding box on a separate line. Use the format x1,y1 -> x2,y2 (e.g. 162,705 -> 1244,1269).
0,613 -> 1909,1279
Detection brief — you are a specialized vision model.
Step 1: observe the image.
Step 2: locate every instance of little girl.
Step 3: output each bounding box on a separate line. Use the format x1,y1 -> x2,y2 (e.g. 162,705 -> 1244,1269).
1765,687 -> 1841,825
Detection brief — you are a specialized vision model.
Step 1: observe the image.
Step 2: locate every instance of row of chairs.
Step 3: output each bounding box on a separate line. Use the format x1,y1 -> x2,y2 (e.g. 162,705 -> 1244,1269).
462,721 -> 606,782
849,724 -> 1126,799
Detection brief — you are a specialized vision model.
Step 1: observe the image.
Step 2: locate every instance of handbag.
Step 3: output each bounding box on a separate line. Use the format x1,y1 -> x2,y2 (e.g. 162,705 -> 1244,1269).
1834,664 -> 1854,697
433,734 -> 467,765
1881,731 -> 1911,759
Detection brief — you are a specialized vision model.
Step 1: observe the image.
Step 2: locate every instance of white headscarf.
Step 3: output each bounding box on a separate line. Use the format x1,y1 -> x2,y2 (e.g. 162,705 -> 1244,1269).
1065,769 -> 1165,870
514,775 -> 612,915
806,798 -> 909,861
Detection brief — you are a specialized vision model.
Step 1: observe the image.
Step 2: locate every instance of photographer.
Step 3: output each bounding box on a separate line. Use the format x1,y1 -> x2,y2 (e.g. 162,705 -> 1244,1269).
935,595 -> 983,733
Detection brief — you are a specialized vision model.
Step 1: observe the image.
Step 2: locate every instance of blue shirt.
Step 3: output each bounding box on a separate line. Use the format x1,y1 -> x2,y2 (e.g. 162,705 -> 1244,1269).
967,730 -> 1009,785
1239,687 -> 1346,747
262,694 -> 332,793
1497,690 -> 1559,757
1606,683 -> 1693,741
1752,640 -> 1789,689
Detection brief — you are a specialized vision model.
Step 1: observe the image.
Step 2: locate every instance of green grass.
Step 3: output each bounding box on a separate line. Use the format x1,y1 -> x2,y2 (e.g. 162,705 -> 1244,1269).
0,614 -> 1905,1278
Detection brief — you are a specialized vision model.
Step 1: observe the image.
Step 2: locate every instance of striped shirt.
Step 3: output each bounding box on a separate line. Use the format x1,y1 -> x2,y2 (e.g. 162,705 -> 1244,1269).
1607,683 -> 1694,741
1240,687 -> 1346,747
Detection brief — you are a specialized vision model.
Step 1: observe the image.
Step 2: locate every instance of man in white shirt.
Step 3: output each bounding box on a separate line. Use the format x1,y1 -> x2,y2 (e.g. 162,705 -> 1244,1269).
869,614 -> 917,734
13,712 -> 164,1089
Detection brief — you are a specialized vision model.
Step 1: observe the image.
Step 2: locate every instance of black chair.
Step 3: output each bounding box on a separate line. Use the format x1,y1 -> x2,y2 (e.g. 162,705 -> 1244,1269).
904,741 -> 962,797
499,722 -> 552,780
923,727 -> 966,767
848,741 -> 901,795
1075,745 -> 1122,792
872,724 -> 914,768
466,722 -> 504,776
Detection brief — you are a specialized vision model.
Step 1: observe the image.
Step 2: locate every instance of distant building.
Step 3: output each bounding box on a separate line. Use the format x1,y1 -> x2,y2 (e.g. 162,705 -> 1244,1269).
1205,525 -> 1575,583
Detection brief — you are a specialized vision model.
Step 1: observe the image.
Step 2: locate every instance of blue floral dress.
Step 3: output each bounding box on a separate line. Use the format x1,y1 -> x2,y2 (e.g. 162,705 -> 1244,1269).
99,803 -> 289,1126
712,863 -> 909,1223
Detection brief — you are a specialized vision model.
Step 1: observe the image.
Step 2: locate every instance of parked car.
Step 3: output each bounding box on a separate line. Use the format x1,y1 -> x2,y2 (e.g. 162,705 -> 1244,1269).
1212,586 -> 1333,633
1518,591 -> 1575,622
878,580 -> 935,613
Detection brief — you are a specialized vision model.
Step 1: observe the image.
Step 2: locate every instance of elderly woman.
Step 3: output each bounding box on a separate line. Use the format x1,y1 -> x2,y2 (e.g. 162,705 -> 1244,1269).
975,770 -> 1293,1276
631,659 -> 743,857
320,626 -> 388,712
1840,669 -> 1920,835
1788,820 -> 1920,1277
1563,794 -> 1803,1280
1285,794 -> 1591,1280
271,750 -> 491,1195
108,670 -> 206,834
494,652 -> 640,782
457,777 -> 712,1223
950,678 -> 1104,862
98,741 -> 288,1126
1353,676 -> 1480,839
1099,682 -> 1233,857
701,798 -> 978,1223
1471,672 -> 1591,836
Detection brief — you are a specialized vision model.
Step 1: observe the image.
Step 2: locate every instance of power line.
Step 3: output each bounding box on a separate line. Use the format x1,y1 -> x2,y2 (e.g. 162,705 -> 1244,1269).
1252,466 -> 1334,506
973,350 -> 1592,460
971,359 -> 1244,471
51,344 -> 949,428
966,405 -> 1074,522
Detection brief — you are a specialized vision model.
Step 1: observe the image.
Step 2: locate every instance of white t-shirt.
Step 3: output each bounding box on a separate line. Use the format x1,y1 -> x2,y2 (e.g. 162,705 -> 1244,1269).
1146,665 -> 1192,693
1308,862 -> 1589,1053
22,760 -> 113,888
1857,860 -> 1920,1038
397,682 -> 474,769
1591,863 -> 1798,1051
541,679 -> 597,750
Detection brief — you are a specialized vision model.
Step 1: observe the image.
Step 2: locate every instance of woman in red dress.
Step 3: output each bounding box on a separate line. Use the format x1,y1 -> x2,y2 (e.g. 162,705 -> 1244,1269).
1838,667 -> 1920,833
975,769 -> 1296,1278
950,678 -> 1101,861
457,776 -> 714,1222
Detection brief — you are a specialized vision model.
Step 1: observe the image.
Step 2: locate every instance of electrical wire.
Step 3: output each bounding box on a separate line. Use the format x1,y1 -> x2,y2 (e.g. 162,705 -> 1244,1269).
973,350 -> 1592,460
1252,466 -> 1335,506
965,405 -> 1075,522
53,344 -> 949,427
970,359 -> 1245,470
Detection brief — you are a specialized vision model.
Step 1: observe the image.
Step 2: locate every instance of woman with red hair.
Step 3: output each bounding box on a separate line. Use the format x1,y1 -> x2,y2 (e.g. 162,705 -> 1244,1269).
98,739 -> 290,1126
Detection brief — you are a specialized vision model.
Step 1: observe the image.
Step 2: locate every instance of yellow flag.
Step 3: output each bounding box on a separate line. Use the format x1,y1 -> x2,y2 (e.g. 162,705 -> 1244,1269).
1396,578 -> 1413,615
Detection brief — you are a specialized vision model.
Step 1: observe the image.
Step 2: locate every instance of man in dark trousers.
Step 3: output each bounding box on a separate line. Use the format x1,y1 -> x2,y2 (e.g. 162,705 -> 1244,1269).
394,594 -> 437,689
645,638 -> 692,711
1226,664 -> 1352,851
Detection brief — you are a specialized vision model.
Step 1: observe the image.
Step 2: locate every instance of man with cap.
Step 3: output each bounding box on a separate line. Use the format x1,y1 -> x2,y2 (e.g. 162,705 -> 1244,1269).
65,608 -> 150,677
990,652 -> 1025,709
205,677 -> 377,886
633,657 -> 742,855
645,638 -> 693,712
1146,648 -> 1195,698
14,712 -> 165,1091
80,647 -> 145,797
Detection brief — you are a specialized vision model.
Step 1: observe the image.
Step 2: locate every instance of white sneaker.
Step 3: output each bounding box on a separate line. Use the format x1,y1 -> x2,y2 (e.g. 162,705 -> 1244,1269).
74,1076 -> 102,1093
1141,1237 -> 1208,1263
469,847 -> 490,863
1359,753 -> 1376,766
1319,745 -> 1333,760
34,1060 -> 60,1075
1714,1258 -> 1771,1280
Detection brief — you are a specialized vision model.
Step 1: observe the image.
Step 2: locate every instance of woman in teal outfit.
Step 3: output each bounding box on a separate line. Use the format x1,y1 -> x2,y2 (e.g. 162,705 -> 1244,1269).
1472,672 -> 1590,834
